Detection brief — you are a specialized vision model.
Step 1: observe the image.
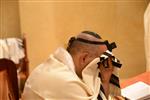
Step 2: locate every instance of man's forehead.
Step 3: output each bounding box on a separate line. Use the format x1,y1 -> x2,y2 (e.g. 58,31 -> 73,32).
99,44 -> 108,51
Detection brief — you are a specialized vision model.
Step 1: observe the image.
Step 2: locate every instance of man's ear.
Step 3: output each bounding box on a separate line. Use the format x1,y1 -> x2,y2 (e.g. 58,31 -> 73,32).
79,52 -> 89,66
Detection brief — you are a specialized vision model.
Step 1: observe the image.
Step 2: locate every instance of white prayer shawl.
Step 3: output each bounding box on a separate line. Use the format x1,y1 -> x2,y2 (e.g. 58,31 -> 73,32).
22,47 -> 121,100
144,3 -> 150,71
22,47 -> 109,100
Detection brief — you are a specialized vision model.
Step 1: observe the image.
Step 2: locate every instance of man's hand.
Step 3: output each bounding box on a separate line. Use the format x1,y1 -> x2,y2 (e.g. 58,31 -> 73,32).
99,57 -> 114,83
98,57 -> 114,98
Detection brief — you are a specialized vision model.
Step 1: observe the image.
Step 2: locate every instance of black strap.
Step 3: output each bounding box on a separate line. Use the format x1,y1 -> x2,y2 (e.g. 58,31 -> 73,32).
109,74 -> 120,88
97,94 -> 103,100
112,60 -> 122,68
103,52 -> 112,57
76,38 -> 107,45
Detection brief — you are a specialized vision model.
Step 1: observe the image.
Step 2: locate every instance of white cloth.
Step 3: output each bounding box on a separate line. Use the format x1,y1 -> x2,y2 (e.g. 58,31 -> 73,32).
144,3 -> 150,71
0,39 -> 9,59
22,47 -> 106,100
0,38 -> 25,64
7,38 -> 25,64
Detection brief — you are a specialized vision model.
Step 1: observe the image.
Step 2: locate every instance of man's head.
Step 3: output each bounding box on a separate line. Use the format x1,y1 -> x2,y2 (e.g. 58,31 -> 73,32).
67,31 -> 107,78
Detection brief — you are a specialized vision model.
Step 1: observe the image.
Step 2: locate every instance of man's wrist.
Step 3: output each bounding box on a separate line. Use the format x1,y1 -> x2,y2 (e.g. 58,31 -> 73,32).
101,78 -> 110,83
101,81 -> 110,99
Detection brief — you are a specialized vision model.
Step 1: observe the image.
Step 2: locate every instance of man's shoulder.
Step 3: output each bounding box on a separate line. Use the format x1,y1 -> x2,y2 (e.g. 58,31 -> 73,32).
24,57 -> 82,95
26,56 -> 79,85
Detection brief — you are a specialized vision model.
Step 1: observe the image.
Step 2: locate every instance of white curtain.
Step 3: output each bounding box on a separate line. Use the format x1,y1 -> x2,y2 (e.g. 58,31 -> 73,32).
144,3 -> 150,71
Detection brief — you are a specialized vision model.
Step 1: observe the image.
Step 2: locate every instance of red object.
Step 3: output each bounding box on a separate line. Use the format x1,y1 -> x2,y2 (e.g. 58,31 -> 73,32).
121,71 -> 150,88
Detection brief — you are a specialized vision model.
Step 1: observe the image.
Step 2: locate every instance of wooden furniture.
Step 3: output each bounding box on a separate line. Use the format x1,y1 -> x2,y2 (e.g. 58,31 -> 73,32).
16,37 -> 29,96
0,36 -> 29,98
0,59 -> 19,100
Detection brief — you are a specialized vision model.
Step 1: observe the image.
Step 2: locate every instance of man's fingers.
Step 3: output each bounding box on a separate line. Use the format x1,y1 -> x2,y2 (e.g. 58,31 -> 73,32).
99,57 -> 114,71
108,57 -> 113,70
103,58 -> 109,68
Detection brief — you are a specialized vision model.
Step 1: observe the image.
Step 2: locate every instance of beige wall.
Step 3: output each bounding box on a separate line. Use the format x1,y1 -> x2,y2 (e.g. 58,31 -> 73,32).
0,0 -> 21,38
19,0 -> 148,79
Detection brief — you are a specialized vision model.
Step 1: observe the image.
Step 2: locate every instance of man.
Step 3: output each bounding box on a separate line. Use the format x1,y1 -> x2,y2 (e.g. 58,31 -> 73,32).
22,31 -> 124,100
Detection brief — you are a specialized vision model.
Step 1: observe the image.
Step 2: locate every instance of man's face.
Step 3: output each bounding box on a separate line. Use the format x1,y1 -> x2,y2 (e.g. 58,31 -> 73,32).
76,43 -> 108,78
85,44 -> 108,66
72,32 -> 108,78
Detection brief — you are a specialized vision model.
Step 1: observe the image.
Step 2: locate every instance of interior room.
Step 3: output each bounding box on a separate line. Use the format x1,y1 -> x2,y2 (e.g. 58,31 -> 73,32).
0,0 -> 150,99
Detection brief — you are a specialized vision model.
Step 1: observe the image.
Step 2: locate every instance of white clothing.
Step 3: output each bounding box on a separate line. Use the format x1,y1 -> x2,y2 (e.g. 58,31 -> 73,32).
22,47 -> 106,100
0,39 -> 10,59
0,38 -> 25,64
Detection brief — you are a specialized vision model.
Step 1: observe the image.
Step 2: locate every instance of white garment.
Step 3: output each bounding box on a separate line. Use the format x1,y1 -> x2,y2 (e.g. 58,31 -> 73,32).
144,3 -> 150,71
0,38 -> 25,64
22,47 -> 106,100
7,38 -> 25,64
0,39 -> 10,59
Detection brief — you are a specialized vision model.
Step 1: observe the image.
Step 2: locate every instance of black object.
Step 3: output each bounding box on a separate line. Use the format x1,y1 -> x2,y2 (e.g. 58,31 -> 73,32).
105,41 -> 117,51
76,38 -> 107,45
99,50 -> 122,68
67,37 -> 117,50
